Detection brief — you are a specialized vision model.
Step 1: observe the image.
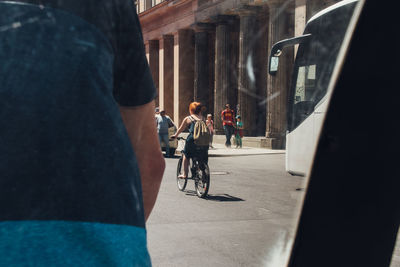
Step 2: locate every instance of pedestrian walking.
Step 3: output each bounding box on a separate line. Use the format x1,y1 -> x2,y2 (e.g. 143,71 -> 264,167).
206,114 -> 215,148
156,110 -> 175,157
221,104 -> 235,147
235,115 -> 244,148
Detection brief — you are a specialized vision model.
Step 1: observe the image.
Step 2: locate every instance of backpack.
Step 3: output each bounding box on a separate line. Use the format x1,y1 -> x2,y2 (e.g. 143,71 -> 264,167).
191,117 -> 210,147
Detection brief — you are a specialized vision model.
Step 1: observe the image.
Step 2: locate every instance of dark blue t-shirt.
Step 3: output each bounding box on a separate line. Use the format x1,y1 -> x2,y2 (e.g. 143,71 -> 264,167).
0,1 -> 155,265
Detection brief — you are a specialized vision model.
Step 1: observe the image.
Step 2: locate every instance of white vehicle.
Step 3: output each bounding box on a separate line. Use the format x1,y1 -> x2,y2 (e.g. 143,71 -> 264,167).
269,0 -> 358,176
161,126 -> 178,156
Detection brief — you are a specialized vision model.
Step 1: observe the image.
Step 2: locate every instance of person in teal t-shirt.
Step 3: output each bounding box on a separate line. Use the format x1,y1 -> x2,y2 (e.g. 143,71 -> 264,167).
235,115 -> 244,148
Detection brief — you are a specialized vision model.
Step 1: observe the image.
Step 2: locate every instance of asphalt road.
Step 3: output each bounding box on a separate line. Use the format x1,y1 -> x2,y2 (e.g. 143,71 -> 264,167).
146,154 -> 305,267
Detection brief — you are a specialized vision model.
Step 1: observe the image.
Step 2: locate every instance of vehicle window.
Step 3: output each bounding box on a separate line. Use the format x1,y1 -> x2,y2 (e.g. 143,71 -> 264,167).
287,2 -> 354,133
290,64 -> 317,130
294,65 -> 316,104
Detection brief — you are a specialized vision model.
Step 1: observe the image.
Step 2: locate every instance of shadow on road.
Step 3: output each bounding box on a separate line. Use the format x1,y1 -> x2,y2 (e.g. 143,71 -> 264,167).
164,154 -> 180,159
184,191 -> 245,202
206,194 -> 245,202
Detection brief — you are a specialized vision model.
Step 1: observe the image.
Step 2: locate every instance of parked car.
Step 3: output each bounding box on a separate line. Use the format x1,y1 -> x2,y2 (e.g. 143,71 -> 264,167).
160,125 -> 178,156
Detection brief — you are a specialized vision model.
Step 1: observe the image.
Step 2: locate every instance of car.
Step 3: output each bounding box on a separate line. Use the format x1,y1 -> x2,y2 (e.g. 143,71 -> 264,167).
160,124 -> 178,157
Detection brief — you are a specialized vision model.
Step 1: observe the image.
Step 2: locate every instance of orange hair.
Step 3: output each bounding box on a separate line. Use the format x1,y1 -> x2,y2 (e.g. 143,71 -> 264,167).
189,102 -> 202,115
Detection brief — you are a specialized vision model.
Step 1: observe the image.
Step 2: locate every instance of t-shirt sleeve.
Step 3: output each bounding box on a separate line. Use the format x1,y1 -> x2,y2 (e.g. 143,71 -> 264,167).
112,0 -> 156,107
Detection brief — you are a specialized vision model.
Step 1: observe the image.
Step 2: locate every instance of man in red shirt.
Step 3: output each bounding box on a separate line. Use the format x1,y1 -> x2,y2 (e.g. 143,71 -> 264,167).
221,104 -> 235,147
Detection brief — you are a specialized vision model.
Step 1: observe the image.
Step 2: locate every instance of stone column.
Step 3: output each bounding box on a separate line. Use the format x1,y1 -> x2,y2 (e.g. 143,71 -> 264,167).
237,8 -> 259,136
255,11 -> 268,137
229,21 -> 239,122
214,16 -> 233,134
265,1 -> 294,149
147,40 -> 159,106
295,0 -> 306,56
193,23 -> 213,111
173,29 -> 195,126
144,0 -> 152,11
208,30 -> 216,117
159,35 -> 174,116
138,0 -> 145,13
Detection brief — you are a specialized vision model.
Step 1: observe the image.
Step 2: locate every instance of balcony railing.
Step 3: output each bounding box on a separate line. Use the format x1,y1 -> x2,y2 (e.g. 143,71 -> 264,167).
135,0 -> 166,14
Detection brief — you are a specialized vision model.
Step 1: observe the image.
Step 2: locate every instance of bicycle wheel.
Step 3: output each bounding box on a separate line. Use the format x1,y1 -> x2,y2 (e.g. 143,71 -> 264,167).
194,161 -> 210,198
176,156 -> 187,191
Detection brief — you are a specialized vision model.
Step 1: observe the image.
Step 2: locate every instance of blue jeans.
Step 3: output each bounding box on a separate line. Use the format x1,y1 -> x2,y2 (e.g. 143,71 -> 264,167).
159,133 -> 170,156
223,125 -> 235,147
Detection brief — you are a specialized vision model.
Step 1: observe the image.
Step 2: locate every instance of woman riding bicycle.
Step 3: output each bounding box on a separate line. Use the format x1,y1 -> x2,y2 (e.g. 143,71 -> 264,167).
171,102 -> 208,179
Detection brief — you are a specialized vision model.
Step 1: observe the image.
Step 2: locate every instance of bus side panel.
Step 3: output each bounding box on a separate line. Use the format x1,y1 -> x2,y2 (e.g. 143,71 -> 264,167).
285,114 -> 314,176
313,98 -> 329,154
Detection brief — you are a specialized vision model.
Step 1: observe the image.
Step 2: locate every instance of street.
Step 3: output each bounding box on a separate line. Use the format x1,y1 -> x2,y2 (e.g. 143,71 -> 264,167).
146,153 -> 305,267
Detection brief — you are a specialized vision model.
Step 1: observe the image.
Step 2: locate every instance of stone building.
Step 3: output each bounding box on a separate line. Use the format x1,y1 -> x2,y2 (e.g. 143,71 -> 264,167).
138,0 -> 340,148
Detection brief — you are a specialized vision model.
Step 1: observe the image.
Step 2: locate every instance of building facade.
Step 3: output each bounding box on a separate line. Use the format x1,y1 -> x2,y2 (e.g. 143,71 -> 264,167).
138,0 -> 340,148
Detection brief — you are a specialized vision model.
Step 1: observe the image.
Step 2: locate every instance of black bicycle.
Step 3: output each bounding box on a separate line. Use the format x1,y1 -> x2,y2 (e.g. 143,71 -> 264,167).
176,137 -> 210,198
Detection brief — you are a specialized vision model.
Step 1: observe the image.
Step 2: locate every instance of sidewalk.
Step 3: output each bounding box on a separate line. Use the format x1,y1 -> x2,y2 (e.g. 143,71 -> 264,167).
208,143 -> 285,157
175,140 -> 285,157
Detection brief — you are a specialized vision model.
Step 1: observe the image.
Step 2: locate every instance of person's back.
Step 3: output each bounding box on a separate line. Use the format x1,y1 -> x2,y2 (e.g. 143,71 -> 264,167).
187,115 -> 209,163
0,1 -> 161,265
156,114 -> 171,135
221,108 -> 234,126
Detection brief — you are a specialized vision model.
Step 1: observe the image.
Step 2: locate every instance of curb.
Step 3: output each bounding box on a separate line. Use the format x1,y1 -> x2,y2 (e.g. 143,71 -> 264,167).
207,152 -> 285,157
174,149 -> 285,157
